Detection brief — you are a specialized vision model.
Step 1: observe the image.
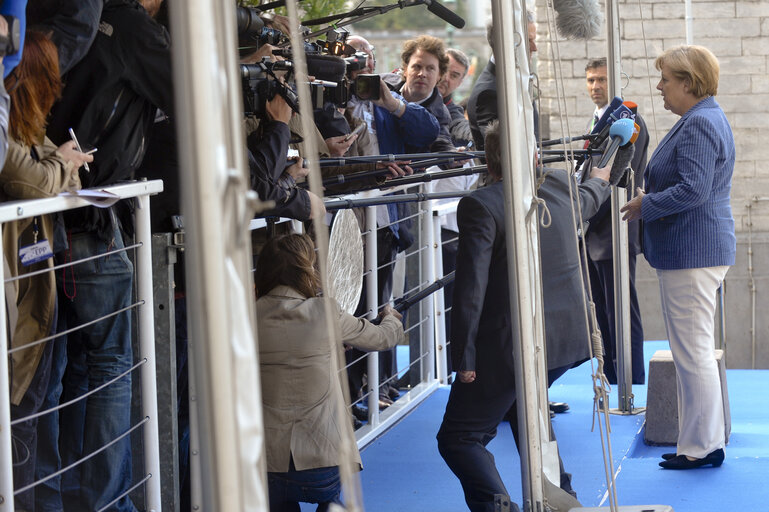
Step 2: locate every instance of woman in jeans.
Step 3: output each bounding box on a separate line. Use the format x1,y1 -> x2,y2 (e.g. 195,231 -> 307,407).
255,234 -> 404,510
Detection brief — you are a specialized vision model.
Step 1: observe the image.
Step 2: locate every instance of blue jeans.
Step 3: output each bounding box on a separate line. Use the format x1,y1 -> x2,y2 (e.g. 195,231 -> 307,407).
37,227 -> 137,512
35,334 -> 67,512
267,460 -> 342,512
11,323 -> 55,512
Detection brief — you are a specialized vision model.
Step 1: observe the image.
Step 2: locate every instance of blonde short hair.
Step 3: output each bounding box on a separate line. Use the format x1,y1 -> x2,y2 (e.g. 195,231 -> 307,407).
655,45 -> 720,98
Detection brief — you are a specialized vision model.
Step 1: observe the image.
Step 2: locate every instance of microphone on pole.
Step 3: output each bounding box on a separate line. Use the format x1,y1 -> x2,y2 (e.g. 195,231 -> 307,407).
553,0 -> 603,39
596,118 -> 635,168
423,0 -> 465,28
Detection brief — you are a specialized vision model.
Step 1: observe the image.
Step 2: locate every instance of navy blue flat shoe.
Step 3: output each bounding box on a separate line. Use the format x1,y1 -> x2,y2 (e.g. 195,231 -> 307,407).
661,452 -> 676,460
659,448 -> 724,469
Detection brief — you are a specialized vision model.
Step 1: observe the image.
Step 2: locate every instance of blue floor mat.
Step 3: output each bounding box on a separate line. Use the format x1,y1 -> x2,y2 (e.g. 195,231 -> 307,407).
346,340 -> 769,511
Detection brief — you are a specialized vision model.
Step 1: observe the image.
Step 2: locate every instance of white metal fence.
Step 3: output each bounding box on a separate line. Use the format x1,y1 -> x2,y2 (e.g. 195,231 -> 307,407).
0,180 -> 163,512
0,177 -> 469,510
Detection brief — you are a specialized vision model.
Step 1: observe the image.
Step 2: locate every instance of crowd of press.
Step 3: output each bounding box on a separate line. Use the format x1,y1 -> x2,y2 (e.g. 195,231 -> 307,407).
0,0 -> 735,511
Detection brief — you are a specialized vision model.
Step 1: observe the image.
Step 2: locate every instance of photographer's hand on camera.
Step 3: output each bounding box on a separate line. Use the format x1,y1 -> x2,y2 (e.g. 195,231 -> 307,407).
241,44 -> 279,65
372,80 -> 405,118
265,93 -> 293,126
284,156 -> 308,181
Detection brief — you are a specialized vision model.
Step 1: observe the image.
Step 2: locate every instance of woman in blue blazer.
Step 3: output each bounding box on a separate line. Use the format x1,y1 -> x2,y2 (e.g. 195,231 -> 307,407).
622,45 -> 735,470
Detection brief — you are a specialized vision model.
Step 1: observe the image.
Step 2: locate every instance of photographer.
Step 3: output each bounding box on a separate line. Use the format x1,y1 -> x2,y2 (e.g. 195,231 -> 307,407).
245,90 -> 326,221
0,14 -> 12,168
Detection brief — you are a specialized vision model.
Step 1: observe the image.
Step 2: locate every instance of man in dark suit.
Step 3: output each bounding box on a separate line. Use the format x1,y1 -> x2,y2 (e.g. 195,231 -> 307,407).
468,14 -> 538,151
583,58 -> 648,385
437,117 -> 611,511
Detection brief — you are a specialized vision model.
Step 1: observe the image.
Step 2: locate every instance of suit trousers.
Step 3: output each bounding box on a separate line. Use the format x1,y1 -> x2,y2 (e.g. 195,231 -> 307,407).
588,253 -> 646,384
436,365 -> 573,512
656,265 -> 729,459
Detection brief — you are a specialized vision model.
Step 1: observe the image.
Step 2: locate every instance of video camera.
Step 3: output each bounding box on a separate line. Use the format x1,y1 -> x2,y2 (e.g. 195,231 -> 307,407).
237,9 -> 380,117
241,59 -> 299,117
0,15 -> 20,57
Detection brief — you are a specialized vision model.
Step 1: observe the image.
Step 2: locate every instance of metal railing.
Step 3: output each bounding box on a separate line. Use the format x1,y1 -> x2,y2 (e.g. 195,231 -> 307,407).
0,180 -> 164,512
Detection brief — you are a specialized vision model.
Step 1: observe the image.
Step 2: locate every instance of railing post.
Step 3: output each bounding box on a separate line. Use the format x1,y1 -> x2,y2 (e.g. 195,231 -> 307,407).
0,221 -> 13,512
150,233 -> 180,512
135,193 -> 163,511
365,206 -> 380,426
420,203 -> 436,383
432,209 -> 447,384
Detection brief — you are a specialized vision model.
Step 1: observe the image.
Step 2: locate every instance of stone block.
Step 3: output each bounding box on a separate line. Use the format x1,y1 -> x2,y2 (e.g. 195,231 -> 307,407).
692,18 -> 761,37
692,1 -> 736,18
653,2 -> 686,19
644,350 -> 731,446
736,1 -> 769,17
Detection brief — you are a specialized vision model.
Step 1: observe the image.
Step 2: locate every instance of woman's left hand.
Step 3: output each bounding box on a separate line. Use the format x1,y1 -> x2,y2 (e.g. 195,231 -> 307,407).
621,188 -> 645,221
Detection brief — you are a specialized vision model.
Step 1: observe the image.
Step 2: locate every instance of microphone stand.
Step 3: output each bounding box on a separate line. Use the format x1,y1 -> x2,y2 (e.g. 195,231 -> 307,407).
370,271 -> 456,324
321,164 -> 488,193
324,190 -> 471,210
302,0 -> 427,39
318,150 -> 484,167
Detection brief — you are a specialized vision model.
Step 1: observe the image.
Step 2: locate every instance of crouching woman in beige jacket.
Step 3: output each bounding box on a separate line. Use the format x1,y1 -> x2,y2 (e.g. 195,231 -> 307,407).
255,233 -> 404,511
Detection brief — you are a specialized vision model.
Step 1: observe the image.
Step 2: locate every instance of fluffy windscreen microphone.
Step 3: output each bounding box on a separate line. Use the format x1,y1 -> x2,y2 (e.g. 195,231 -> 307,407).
553,0 -> 603,39
609,143 -> 635,187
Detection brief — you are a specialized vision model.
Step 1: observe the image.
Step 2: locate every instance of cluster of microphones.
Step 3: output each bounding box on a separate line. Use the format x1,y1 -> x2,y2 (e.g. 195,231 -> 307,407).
584,95 -> 641,187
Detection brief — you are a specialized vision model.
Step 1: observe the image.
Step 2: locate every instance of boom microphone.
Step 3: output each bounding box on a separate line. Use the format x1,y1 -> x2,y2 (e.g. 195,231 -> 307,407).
609,143 -> 635,186
423,0 -> 465,28
553,0 -> 603,39
589,103 -> 635,149
597,118 -> 635,168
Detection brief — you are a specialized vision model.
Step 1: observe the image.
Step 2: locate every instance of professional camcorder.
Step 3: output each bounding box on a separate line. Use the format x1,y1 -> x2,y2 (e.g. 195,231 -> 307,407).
0,15 -> 20,57
241,60 -> 299,117
237,7 -> 382,117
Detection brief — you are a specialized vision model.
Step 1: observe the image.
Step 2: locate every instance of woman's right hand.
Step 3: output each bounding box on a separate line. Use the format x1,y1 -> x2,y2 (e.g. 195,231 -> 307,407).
379,304 -> 403,321
57,140 -> 94,170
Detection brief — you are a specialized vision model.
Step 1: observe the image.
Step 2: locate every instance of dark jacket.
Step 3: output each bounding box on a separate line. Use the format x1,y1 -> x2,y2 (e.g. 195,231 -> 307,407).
47,0 -> 173,236
585,114 -> 649,260
372,89 -> 440,155
389,79 -> 454,154
467,60 -> 497,151
538,170 -> 611,369
444,96 -> 472,147
451,181 -> 516,396
247,120 -> 311,220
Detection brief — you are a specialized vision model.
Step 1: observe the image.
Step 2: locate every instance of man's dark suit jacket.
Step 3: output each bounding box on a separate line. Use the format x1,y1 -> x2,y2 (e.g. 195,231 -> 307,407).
585,114 -> 649,260
467,60 -> 497,151
538,170 -> 611,369
451,181 -> 517,396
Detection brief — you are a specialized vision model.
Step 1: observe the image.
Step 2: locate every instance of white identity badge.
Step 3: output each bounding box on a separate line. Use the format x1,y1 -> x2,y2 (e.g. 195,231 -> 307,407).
19,217 -> 54,266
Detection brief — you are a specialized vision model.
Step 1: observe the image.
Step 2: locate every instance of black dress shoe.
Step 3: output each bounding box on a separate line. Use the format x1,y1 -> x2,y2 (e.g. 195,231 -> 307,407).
549,401 -> 570,414
661,452 -> 676,460
659,448 -> 724,469
351,404 -> 368,422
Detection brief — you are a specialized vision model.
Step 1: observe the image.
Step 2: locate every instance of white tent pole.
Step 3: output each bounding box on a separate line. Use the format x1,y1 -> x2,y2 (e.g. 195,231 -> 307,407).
491,0 -> 547,508
606,0 -> 635,412
168,0 -> 268,509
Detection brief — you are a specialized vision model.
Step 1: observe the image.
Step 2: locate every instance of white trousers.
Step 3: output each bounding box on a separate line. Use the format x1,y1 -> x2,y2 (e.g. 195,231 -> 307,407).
656,265 -> 729,458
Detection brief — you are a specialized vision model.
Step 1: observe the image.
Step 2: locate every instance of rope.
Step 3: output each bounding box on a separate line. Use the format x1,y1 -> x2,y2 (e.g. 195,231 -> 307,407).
542,1 -> 620,510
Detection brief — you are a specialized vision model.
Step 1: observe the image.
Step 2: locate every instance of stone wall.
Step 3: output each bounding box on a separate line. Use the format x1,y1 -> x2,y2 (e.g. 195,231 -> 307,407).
352,1 -> 769,367
534,0 -> 769,368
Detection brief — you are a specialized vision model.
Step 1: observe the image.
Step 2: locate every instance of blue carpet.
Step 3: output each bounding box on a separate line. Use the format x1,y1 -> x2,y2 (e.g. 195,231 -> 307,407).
343,340 -> 769,511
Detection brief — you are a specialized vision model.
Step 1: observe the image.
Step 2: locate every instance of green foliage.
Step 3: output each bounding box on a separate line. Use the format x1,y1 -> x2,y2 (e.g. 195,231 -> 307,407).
239,0 -> 349,23
353,0 -> 466,30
